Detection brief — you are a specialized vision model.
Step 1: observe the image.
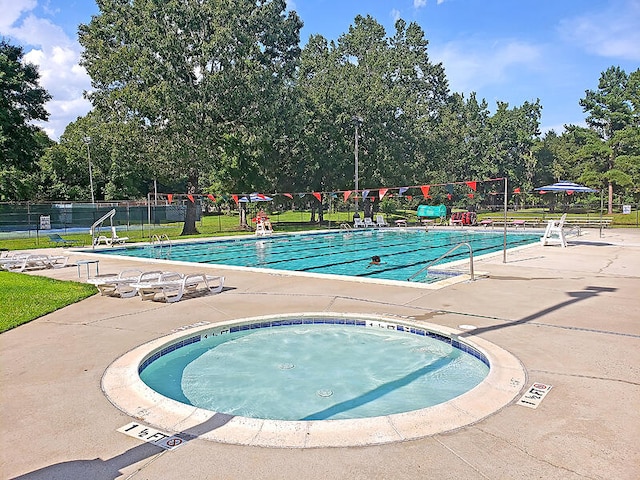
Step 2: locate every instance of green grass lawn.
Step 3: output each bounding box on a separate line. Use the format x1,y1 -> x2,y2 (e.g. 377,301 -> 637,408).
0,272 -> 97,333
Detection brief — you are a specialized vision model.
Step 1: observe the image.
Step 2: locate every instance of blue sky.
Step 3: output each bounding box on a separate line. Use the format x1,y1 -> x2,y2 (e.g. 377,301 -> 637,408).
2,0 -> 639,140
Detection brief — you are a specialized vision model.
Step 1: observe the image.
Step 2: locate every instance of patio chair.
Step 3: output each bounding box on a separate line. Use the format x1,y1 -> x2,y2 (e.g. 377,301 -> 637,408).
375,214 -> 389,227
353,217 -> 366,228
87,269 -> 164,298
363,217 -> 375,228
541,213 -> 567,247
0,254 -> 69,272
131,272 -> 225,303
93,226 -> 129,247
48,234 -> 82,247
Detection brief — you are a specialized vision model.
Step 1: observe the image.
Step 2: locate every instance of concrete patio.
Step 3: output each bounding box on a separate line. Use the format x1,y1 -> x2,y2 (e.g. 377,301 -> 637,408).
1,228 -> 639,479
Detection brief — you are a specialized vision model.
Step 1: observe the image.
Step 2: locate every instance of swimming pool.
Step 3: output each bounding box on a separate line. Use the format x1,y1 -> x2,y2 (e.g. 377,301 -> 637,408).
95,229 -> 539,283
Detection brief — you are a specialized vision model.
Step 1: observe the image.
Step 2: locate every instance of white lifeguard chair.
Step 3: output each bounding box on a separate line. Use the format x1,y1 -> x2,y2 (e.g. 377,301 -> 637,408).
255,218 -> 273,236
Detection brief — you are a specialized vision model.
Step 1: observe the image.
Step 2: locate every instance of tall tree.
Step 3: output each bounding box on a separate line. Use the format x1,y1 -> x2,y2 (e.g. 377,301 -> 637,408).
79,0 -> 302,234
580,66 -> 640,213
0,40 -> 52,200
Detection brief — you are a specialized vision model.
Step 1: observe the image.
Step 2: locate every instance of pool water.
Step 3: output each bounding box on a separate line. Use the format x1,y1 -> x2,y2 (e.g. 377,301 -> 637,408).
139,323 -> 489,420
97,229 -> 538,283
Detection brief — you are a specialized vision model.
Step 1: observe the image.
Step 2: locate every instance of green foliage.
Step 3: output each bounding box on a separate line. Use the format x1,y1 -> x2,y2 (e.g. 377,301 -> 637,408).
0,41 -> 53,200
0,272 -> 96,333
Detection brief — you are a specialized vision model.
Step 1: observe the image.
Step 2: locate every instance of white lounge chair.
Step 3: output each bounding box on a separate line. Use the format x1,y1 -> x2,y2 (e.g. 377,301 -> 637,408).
353,217 -> 366,228
541,213 -> 567,247
375,214 -> 389,227
87,269 -> 163,298
363,217 -> 375,228
131,272 -> 225,303
0,254 -> 69,272
94,226 -> 129,247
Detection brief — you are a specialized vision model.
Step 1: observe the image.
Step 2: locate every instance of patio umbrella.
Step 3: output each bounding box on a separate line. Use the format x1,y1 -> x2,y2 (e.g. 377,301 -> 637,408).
534,181 -> 598,194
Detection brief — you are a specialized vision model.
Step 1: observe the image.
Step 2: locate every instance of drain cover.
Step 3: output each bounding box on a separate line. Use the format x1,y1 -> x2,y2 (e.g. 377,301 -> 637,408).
317,389 -> 333,397
279,363 -> 295,370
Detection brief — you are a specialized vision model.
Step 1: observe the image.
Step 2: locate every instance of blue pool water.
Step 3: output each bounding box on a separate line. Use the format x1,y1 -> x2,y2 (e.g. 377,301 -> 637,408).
95,229 -> 539,282
139,322 -> 489,420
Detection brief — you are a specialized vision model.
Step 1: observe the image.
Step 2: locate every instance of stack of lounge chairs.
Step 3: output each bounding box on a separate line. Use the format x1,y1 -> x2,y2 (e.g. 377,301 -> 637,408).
89,269 -> 225,303
0,253 -> 70,272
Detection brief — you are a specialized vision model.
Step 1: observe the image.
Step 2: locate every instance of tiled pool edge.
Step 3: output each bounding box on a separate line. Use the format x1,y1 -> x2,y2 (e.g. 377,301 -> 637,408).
102,313 -> 527,448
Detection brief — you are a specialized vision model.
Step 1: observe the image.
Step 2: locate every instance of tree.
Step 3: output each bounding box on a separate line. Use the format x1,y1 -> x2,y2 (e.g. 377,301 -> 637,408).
580,66 -> 640,213
79,0 -> 302,234
0,40 -> 52,200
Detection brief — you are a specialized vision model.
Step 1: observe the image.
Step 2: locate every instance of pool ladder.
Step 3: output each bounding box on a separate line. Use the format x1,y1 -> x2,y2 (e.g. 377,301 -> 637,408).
151,234 -> 172,259
407,242 -> 475,282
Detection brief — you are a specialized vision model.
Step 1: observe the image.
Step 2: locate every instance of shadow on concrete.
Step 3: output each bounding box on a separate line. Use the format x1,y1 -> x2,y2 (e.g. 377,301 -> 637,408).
10,413 -> 234,480
459,285 -> 618,337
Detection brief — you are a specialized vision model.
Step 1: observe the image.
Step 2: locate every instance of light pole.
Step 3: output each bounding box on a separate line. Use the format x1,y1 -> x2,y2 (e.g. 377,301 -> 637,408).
353,116 -> 363,212
84,136 -> 95,204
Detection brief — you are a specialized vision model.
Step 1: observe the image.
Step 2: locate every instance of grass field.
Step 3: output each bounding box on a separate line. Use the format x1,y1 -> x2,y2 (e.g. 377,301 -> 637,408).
0,272 -> 97,333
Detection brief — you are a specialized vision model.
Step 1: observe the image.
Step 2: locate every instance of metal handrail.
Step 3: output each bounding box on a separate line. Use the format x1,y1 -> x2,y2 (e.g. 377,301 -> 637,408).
151,234 -> 171,258
407,242 -> 475,282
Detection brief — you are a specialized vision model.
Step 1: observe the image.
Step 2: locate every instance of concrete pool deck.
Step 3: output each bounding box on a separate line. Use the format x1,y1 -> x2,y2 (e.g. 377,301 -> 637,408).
1,227 -> 639,479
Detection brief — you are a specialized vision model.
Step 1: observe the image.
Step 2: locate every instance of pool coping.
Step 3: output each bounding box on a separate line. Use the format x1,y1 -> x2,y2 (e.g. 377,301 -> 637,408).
102,312 -> 527,448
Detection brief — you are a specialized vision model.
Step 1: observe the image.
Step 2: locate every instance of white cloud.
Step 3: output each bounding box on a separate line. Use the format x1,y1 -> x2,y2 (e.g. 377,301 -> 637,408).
559,0 -> 640,61
0,0 -> 92,140
414,0 -> 427,8
431,39 -> 543,94
390,9 -> 401,23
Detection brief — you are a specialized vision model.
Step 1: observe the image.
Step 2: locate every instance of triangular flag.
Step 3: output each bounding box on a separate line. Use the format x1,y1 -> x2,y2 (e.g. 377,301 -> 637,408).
420,185 -> 430,198
539,190 -> 546,195
406,195 -> 412,200
445,184 -> 454,195
467,193 -> 474,198
513,188 -> 521,194
447,193 -> 452,200
313,192 -> 322,202
343,190 -> 352,201
298,193 -> 305,198
399,187 -> 409,195
257,193 -> 266,199
232,194 -> 239,205
362,190 -> 370,199
283,193 -> 293,199
567,190 -> 574,195
379,188 -> 389,200
465,181 -> 477,191
207,193 -> 216,202
167,194 -> 173,204
187,194 -> 195,203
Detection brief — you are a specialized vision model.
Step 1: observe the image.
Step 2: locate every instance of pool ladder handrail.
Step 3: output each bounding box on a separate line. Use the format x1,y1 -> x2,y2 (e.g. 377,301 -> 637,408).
151,234 -> 172,258
407,242 -> 475,282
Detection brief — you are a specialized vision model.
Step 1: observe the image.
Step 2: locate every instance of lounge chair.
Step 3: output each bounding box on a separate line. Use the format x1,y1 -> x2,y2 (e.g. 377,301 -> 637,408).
375,214 -> 389,227
131,272 -> 225,303
87,269 -> 164,298
363,217 -> 375,228
353,217 -> 365,228
94,226 -> 129,247
0,254 -> 69,272
48,234 -> 82,247
541,213 -> 567,247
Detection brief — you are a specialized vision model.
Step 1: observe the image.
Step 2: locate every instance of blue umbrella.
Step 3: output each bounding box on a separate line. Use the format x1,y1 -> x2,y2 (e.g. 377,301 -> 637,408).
534,181 -> 598,194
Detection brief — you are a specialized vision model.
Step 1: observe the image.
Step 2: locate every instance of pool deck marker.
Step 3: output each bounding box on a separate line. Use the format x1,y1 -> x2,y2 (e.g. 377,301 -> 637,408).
118,422 -> 189,450
517,383 -> 552,409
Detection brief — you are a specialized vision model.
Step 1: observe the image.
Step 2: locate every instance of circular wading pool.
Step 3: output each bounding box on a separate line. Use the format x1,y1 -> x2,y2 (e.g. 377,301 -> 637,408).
102,313 -> 526,448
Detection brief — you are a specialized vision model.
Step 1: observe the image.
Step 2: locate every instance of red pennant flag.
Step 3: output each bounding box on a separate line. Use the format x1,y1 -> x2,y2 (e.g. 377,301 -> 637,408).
232,194 -> 239,205
207,193 -> 216,202
420,185 -> 431,198
513,188 -> 521,194
465,181 -> 477,191
406,195 -> 413,201
539,190 -> 546,195
343,190 -> 352,201
447,194 -> 452,200
379,188 -> 388,200
283,193 -> 293,199
257,193 -> 266,199
187,194 -> 195,203
567,190 -> 574,195
313,192 -> 322,202
467,193 -> 474,199
167,194 -> 173,204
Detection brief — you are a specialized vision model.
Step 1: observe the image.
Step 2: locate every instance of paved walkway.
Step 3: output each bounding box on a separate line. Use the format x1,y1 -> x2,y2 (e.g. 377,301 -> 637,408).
1,228 -> 639,479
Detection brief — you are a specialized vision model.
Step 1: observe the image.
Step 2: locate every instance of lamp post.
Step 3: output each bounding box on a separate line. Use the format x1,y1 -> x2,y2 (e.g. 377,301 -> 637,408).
353,116 -> 363,212
84,136 -> 95,204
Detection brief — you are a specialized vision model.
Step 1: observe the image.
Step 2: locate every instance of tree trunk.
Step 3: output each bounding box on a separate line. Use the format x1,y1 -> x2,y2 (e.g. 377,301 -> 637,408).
180,171 -> 200,236
608,181 -> 613,215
